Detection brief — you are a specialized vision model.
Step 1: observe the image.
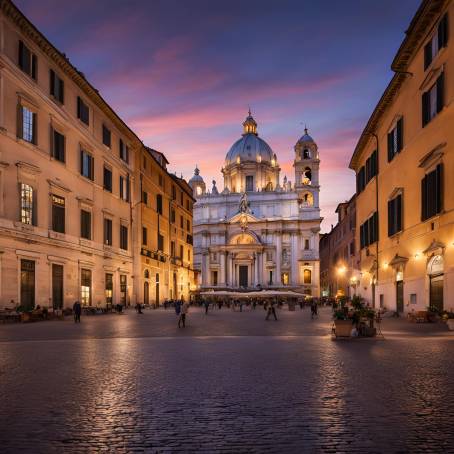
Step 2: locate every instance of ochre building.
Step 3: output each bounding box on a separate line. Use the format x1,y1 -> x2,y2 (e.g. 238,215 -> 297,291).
349,0 -> 453,313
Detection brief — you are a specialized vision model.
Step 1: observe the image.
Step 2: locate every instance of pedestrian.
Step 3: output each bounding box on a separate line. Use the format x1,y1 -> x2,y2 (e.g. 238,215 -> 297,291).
136,302 -> 143,314
266,301 -> 278,321
311,300 -> 318,319
175,299 -> 181,316
252,299 -> 257,310
178,301 -> 189,328
73,300 -> 81,323
299,299 -> 303,310
239,300 -> 243,312
204,299 -> 210,315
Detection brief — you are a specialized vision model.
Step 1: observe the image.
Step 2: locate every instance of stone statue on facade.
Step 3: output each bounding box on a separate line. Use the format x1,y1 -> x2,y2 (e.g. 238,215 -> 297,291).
211,180 -> 219,195
239,192 -> 249,213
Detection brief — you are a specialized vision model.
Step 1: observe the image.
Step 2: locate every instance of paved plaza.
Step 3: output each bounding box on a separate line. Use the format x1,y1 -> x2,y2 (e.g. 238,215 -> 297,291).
0,306 -> 453,453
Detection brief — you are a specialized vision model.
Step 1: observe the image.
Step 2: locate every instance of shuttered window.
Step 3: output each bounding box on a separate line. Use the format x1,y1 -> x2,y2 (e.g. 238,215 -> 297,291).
104,218 -> 112,246
424,13 -> 449,70
158,233 -> 164,252
157,194 -> 163,214
77,97 -> 89,125
50,70 -> 64,103
80,209 -> 91,240
18,40 -> 37,80
80,150 -> 94,180
18,106 -> 37,144
356,166 -> 365,194
119,139 -> 129,163
387,118 -> 403,162
388,194 -> 403,237
51,128 -> 65,162
103,166 -> 112,192
422,72 -> 444,127
119,175 -> 130,201
365,149 -> 378,182
360,212 -> 378,249
51,194 -> 65,233
421,164 -> 443,221
102,125 -> 111,147
120,225 -> 128,250
142,227 -> 147,245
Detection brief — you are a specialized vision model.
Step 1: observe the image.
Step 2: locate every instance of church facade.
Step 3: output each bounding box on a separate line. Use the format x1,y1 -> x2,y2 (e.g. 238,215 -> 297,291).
189,113 -> 322,296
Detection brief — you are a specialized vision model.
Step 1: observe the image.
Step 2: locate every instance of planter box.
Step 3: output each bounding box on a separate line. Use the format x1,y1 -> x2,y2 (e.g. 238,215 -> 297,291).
447,319 -> 454,331
334,319 -> 352,337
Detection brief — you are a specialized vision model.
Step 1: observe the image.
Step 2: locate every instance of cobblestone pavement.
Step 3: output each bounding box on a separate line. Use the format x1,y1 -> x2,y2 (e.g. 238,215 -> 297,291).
0,306 -> 453,453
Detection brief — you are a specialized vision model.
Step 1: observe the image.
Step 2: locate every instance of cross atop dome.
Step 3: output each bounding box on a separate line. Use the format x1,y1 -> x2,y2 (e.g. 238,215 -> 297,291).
242,108 -> 258,136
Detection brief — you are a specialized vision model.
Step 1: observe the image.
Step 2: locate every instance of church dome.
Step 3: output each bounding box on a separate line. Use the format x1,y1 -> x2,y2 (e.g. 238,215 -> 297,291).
225,111 -> 275,166
298,127 -> 315,144
189,165 -> 204,184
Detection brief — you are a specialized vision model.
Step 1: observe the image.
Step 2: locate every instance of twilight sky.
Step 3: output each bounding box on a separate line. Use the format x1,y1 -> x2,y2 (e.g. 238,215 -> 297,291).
16,0 -> 420,231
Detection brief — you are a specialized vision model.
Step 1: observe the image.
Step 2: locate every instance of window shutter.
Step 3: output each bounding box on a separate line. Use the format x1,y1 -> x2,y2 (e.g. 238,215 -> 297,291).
119,139 -> 123,158
77,97 -> 81,119
387,199 -> 393,237
31,54 -> 37,80
50,126 -> 54,157
396,194 -> 402,232
120,176 -> 124,199
32,112 -> 37,145
422,92 -> 430,126
50,69 -> 55,96
80,150 -> 84,175
59,78 -> 64,104
424,41 -> 432,70
397,117 -> 403,152
126,175 -> 130,201
18,40 -> 24,69
436,163 -> 443,214
62,134 -> 66,162
438,13 -> 448,48
436,72 -> 444,113
387,131 -> 393,161
126,146 -> 129,164
90,155 -> 94,180
16,104 -> 23,139
421,176 -> 427,221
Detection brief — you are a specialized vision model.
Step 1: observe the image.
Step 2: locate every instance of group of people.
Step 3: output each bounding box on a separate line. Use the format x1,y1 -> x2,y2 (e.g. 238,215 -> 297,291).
173,299 -> 189,328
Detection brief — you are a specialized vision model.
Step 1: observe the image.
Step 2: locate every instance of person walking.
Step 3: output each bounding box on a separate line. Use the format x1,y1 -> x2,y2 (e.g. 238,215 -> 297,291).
204,299 -> 210,315
265,301 -> 278,321
310,300 -> 318,319
73,300 -> 81,323
178,301 -> 189,328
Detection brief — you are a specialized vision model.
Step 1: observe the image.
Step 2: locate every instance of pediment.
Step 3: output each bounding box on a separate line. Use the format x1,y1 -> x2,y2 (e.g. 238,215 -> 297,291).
423,240 -> 445,256
229,212 -> 260,224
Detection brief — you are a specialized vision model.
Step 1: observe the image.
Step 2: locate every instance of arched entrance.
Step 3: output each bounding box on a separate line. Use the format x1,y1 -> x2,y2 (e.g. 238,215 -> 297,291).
428,255 -> 444,312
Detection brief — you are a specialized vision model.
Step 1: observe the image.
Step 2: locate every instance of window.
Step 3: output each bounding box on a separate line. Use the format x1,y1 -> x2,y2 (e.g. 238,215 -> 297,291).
388,194 -> 403,237
80,269 -> 92,306
269,270 -> 273,285
142,191 -> 148,205
212,271 -> 218,286
171,209 -> 175,223
51,194 -> 65,233
157,194 -> 163,214
52,264 -> 64,309
387,118 -> 403,162
365,150 -> 378,181
18,105 -> 37,144
120,275 -> 127,305
356,166 -> 365,194
103,166 -> 112,192
80,209 -> 91,240
18,40 -> 37,80
171,241 -> 175,257
119,175 -> 130,201
119,139 -> 129,163
105,273 -> 113,306
360,212 -> 379,249
186,219 -> 190,232
172,185 -> 176,200
303,148 -> 311,159
120,224 -> 128,250
186,199 -> 189,210
303,269 -> 312,284
50,70 -> 64,103
180,215 -> 184,229
80,149 -> 94,180
51,128 -> 65,162
20,183 -> 35,225
159,174 -> 163,187
422,73 -> 444,126
421,164 -> 443,221
142,227 -> 147,245
179,245 -> 183,259
104,218 -> 112,246
180,191 -> 184,206
304,239 -> 310,250
77,97 -> 89,125
102,125 -> 111,147
424,13 -> 448,70
246,175 -> 254,192
282,272 -> 289,285
158,233 -> 164,252
187,249 -> 191,262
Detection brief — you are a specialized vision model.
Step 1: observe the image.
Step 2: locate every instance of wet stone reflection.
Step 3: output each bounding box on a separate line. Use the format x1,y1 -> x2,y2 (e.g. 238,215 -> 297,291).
0,307 -> 453,453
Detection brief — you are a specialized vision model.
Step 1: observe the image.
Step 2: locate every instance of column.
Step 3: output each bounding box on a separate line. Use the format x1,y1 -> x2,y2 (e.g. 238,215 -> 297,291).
201,252 -> 209,286
254,253 -> 259,286
226,252 -> 232,286
220,251 -> 226,286
275,232 -> 282,286
291,233 -> 299,286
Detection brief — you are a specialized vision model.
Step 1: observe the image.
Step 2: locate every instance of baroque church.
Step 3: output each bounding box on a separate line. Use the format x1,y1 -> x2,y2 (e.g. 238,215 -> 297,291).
189,112 -> 322,296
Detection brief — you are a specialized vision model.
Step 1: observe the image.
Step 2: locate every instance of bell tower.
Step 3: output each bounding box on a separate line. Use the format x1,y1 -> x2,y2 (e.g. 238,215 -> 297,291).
293,127 -> 320,209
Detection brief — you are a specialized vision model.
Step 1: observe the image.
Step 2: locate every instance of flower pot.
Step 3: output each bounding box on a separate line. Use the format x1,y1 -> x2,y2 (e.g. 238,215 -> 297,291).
447,319 -> 454,331
334,319 -> 352,337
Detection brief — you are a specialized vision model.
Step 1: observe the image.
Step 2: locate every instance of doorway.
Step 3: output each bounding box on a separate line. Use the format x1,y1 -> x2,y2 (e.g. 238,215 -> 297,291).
155,273 -> 160,306
20,259 -> 35,311
430,275 -> 443,312
239,265 -> 248,287
396,280 -> 404,313
52,264 -> 63,309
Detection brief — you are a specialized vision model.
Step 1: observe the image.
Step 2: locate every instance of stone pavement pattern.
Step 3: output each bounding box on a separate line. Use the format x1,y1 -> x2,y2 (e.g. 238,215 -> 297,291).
0,307 -> 453,453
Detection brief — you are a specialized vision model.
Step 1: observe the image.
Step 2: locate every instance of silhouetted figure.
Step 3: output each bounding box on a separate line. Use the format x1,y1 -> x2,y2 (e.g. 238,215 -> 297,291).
73,301 -> 81,323
266,302 -> 277,321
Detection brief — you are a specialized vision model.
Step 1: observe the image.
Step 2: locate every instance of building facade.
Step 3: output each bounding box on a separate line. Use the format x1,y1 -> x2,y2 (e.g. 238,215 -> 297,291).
319,195 -> 357,298
190,113 -> 321,295
0,0 -> 194,309
349,0 -> 453,313
134,147 -> 195,306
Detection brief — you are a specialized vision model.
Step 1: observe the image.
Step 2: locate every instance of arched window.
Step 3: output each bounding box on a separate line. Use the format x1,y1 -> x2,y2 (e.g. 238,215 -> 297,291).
299,192 -> 313,207
144,269 -> 150,279
302,167 -> 312,185
303,269 -> 312,284
303,148 -> 311,159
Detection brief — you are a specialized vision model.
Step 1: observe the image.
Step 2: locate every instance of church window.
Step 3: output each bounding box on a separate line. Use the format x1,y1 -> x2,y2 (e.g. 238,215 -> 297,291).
303,148 -> 311,159
246,175 -> 254,192
268,270 -> 273,285
302,167 -> 312,185
304,239 -> 310,250
281,272 -> 289,285
303,269 -> 312,284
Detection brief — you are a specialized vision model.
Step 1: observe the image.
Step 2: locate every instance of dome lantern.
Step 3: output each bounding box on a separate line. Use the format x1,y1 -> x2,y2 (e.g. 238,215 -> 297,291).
242,109 -> 257,136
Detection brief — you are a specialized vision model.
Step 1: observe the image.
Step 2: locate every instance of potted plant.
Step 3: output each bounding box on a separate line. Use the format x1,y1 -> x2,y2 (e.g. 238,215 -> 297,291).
427,305 -> 440,323
333,309 -> 353,337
